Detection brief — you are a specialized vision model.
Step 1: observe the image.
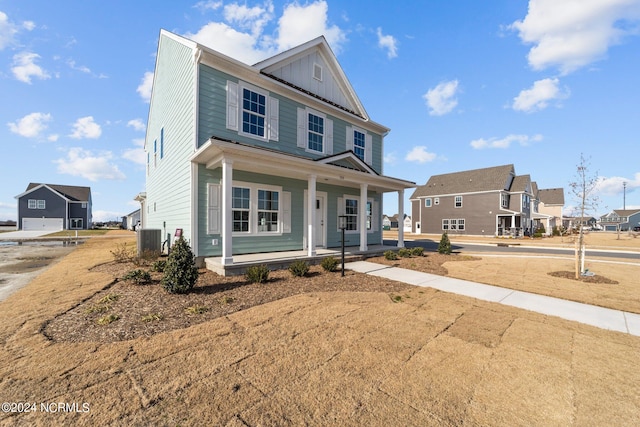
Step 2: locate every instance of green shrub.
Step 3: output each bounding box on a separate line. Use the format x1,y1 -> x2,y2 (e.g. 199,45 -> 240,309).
384,250 -> 398,260
398,248 -> 412,258
410,246 -> 424,257
321,256 -> 339,272
246,264 -> 270,284
438,232 -> 452,255
151,259 -> 167,272
122,269 -> 151,285
289,260 -> 310,277
161,236 -> 199,294
552,226 -> 561,236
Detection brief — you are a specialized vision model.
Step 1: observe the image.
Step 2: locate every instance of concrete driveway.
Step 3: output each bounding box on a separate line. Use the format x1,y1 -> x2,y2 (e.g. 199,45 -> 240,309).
0,230 -> 53,240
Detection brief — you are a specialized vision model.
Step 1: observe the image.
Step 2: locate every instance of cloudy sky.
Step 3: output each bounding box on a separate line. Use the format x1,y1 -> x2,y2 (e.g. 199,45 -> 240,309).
1,0 -> 639,223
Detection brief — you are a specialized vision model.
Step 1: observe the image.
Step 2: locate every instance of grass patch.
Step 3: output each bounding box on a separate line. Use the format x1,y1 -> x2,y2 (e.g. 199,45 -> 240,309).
185,305 -> 209,315
85,304 -> 110,314
99,294 -> 119,304
96,314 -> 119,325
141,313 -> 164,322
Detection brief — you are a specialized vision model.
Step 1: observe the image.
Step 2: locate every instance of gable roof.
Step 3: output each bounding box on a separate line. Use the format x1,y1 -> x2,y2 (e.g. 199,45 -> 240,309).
510,175 -> 531,193
17,183 -> 91,202
254,36 -> 368,120
314,150 -> 378,175
538,188 -> 565,205
410,164 -> 515,199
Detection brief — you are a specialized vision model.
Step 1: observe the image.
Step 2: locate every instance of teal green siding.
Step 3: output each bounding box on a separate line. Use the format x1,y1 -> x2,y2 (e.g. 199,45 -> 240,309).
197,165 -> 382,257
145,34 -> 196,242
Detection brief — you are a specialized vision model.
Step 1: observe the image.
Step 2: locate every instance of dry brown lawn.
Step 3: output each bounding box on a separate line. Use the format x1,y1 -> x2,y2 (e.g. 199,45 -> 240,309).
1,231 -> 639,426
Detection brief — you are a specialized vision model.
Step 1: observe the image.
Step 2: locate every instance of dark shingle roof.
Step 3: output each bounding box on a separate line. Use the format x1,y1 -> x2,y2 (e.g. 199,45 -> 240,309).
410,164 -> 515,198
510,175 -> 531,192
538,188 -> 564,205
26,183 -> 91,202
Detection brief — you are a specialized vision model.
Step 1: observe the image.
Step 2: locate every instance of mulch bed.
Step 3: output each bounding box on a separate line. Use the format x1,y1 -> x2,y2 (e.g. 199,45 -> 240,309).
548,270 -> 619,284
42,260 -> 415,343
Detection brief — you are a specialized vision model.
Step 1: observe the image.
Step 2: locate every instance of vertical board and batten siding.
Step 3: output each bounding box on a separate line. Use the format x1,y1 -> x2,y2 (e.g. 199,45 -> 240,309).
197,63 -> 384,174
196,166 -> 382,257
145,35 -> 196,242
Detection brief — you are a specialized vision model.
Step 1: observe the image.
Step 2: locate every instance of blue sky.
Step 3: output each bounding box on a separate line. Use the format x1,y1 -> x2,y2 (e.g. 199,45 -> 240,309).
1,0 -> 639,223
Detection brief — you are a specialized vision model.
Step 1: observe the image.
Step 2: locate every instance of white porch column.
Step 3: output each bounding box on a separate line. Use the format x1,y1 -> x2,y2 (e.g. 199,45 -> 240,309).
307,174 -> 317,257
221,159 -> 233,265
397,189 -> 405,248
359,183 -> 368,251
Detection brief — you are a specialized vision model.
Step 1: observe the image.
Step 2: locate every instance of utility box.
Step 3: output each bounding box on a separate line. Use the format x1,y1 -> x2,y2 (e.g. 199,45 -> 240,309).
137,228 -> 161,255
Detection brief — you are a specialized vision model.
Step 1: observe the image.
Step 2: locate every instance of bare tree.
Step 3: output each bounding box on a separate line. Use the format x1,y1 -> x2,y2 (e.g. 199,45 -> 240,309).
568,154 -> 600,279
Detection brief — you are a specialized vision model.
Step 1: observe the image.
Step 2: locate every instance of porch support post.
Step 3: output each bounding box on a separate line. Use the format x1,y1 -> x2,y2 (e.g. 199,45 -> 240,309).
397,189 -> 405,248
221,158 -> 233,265
307,174 -> 317,257
359,183 -> 368,251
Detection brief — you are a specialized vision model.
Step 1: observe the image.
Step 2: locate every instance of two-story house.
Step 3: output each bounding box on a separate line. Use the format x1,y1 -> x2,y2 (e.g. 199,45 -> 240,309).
599,209 -> 640,231
142,30 -> 414,269
410,164 -> 561,237
15,183 -> 92,231
534,187 -> 564,234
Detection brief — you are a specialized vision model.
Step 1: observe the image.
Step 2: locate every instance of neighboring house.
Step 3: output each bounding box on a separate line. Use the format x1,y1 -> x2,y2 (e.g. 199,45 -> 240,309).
382,215 -> 392,230
563,216 -> 598,230
389,214 -> 400,229
599,209 -> 640,231
15,183 -> 92,231
410,164 -> 562,237
535,187 -> 564,234
403,215 -> 412,233
143,30 -> 414,266
122,209 -> 141,231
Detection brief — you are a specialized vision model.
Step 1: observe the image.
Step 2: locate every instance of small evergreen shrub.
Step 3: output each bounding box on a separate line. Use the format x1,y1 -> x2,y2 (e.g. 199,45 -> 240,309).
151,259 -> 167,272
384,250 -> 398,260
552,226 -> 561,236
320,256 -> 339,272
161,236 -> 199,294
246,264 -> 270,284
122,269 -> 151,285
410,246 -> 424,257
398,248 -> 412,258
289,260 -> 310,277
438,232 -> 452,255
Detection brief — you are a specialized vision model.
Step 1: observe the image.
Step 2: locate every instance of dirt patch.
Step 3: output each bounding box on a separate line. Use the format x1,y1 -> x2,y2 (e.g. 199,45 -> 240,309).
548,270 -> 619,284
43,261 -> 414,343
366,252 -> 482,275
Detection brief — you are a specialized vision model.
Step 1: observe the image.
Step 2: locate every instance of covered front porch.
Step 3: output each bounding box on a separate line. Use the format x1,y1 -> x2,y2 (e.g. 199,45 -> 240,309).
204,244 -> 393,276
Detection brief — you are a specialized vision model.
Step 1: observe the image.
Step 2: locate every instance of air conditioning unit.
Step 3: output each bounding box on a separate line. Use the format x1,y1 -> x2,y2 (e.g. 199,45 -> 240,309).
137,229 -> 161,255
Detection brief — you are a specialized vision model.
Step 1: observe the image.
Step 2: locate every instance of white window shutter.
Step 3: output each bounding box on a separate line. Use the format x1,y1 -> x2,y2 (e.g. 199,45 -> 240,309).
373,200 -> 379,231
346,126 -> 353,151
282,191 -> 291,233
297,108 -> 306,149
207,184 -> 221,234
325,118 -> 333,154
226,81 -> 239,131
365,133 -> 373,165
268,97 -> 279,141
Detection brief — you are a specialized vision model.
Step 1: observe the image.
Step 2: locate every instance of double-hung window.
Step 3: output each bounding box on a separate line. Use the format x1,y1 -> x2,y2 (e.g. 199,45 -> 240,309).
232,187 -> 250,233
346,126 -> 371,164
425,198 -> 432,207
242,88 -> 266,138
307,113 -> 324,153
257,190 -> 279,232
455,196 -> 463,208
353,129 -> 366,161
297,108 -> 333,154
345,198 -> 358,231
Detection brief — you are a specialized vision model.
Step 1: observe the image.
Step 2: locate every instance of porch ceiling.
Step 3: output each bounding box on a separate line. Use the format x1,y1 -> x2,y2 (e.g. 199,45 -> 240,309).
191,137 -> 415,193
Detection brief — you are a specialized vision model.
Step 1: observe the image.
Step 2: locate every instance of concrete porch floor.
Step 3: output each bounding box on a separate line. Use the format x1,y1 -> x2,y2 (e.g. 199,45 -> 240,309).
204,244 -> 395,276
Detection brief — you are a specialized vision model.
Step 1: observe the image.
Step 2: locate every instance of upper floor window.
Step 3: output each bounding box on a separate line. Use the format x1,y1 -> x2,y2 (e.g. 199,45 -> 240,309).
242,88 -> 266,137
455,196 -> 463,208
297,107 -> 333,154
353,130 -> 366,161
501,193 -> 509,208
425,198 -> 432,207
227,81 -> 279,142
307,113 -> 324,153
346,126 -> 371,164
28,199 -> 46,209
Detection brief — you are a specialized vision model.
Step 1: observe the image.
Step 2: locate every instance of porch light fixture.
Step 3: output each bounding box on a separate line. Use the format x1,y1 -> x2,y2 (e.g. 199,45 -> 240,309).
338,215 -> 347,276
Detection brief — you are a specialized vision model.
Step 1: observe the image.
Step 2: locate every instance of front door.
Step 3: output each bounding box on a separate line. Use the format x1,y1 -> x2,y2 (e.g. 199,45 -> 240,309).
315,194 -> 326,247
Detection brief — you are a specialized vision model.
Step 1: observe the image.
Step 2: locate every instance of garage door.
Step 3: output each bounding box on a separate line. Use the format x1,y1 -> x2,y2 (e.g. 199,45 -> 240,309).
22,218 -> 64,231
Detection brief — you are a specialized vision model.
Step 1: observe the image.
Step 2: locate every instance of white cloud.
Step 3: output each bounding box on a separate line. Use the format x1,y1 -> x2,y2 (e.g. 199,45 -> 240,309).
596,173 -> 640,196
137,71 -> 154,103
186,21 -> 273,64
0,11 -> 34,50
122,138 -> 146,166
127,119 -> 146,132
512,78 -> 569,112
7,112 -> 52,138
423,80 -> 459,116
11,51 -> 50,84
54,147 -> 125,181
69,116 -> 102,139
405,146 -> 437,163
384,152 -> 398,165
376,27 -> 398,59
224,1 -> 273,36
510,0 -> 640,75
194,1 -> 223,12
470,133 -> 543,150
277,1 -> 346,53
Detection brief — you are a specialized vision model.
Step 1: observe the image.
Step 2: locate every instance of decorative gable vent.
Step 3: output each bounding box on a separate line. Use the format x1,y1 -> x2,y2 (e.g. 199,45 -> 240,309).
313,63 -> 323,81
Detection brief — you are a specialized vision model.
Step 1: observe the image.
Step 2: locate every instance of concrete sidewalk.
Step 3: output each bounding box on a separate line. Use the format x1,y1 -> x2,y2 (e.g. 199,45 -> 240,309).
346,261 -> 640,336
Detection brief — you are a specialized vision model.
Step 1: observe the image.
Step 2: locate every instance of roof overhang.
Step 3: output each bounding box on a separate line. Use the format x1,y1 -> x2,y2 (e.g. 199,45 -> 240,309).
14,183 -> 69,201
191,137 -> 415,193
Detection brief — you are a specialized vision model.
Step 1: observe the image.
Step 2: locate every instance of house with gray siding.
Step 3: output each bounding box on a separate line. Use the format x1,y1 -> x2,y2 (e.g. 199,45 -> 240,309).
142,30 -> 414,268
15,183 -> 92,231
410,164 -> 561,237
599,209 -> 640,231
